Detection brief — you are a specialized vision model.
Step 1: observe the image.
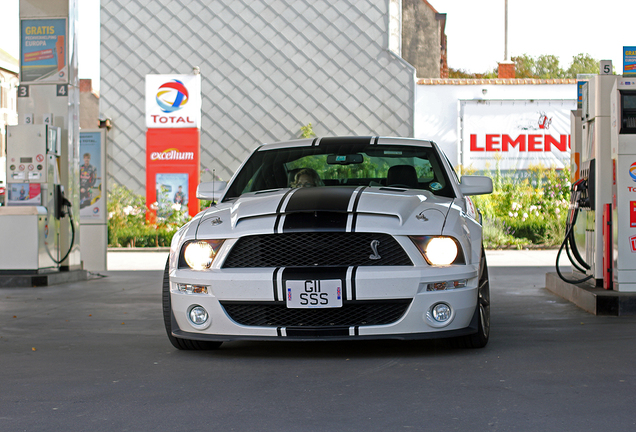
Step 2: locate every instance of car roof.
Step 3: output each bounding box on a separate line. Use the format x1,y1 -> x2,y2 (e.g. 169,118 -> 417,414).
257,136 -> 435,151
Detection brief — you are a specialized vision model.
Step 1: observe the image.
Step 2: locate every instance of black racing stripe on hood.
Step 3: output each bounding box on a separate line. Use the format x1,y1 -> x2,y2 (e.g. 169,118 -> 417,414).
284,186 -> 357,212
274,188 -> 295,234
350,187 -> 366,232
282,187 -> 357,232
282,212 -> 348,232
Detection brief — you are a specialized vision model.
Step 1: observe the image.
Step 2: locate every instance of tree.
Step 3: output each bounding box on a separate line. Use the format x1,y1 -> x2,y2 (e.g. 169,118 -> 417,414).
448,68 -> 496,79
450,52 -> 601,80
535,55 -> 565,79
566,53 -> 600,78
512,54 -> 565,78
512,54 -> 536,78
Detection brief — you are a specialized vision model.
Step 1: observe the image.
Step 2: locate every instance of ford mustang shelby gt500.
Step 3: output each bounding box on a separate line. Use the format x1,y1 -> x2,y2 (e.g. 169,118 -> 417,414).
163,136 -> 493,349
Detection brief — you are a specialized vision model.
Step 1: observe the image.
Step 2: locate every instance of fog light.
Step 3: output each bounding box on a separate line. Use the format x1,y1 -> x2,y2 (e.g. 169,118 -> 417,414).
432,303 -> 451,322
177,283 -> 208,294
189,306 -> 208,325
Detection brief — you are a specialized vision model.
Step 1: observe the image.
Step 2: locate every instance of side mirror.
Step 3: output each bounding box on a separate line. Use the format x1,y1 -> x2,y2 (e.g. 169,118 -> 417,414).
459,175 -> 493,196
196,181 -> 227,200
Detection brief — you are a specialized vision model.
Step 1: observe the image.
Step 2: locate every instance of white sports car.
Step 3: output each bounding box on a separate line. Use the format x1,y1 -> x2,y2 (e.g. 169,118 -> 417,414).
163,137 -> 493,349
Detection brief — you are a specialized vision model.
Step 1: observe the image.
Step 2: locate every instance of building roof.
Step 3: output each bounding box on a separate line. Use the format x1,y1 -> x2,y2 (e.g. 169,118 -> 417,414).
417,78 -> 577,85
0,47 -> 19,74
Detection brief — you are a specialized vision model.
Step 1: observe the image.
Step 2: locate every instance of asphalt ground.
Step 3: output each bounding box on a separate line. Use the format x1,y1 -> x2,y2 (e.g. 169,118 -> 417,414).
2,251 -> 635,431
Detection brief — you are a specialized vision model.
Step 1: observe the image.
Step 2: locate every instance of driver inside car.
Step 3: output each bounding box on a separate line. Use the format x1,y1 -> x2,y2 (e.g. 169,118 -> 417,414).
291,168 -> 324,188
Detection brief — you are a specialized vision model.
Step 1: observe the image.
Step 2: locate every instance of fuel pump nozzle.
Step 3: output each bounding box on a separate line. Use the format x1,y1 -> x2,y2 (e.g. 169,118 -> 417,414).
556,178 -> 593,284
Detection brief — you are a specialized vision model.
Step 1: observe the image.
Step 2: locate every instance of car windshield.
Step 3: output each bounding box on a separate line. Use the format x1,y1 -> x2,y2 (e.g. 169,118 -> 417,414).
223,139 -> 455,200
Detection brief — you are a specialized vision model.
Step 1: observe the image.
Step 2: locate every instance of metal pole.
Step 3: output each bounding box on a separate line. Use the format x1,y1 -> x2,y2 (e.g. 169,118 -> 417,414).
504,0 -> 508,61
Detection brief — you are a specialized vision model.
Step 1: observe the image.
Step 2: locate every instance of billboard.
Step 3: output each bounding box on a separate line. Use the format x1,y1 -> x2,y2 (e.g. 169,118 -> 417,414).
79,131 -> 105,221
145,74 -> 201,128
461,99 -> 577,171
20,18 -> 67,84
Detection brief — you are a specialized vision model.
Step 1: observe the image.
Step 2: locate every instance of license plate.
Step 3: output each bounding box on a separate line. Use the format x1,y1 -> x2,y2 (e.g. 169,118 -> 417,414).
286,279 -> 343,309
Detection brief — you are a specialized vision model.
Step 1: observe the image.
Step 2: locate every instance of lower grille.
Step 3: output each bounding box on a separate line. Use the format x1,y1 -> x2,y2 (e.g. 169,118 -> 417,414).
220,300 -> 411,327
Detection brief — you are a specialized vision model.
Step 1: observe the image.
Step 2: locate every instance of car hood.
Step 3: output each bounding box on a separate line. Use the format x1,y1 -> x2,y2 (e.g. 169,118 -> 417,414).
195,186 -> 454,238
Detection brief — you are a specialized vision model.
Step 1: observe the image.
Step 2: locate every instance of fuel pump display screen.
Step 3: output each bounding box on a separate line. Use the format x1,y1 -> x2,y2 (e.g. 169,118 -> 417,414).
624,94 -> 636,109
20,157 -> 33,163
621,92 -> 636,133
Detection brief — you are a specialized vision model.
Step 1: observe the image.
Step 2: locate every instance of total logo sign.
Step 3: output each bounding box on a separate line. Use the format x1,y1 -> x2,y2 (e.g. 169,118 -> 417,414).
628,162 -> 636,192
146,74 -> 201,128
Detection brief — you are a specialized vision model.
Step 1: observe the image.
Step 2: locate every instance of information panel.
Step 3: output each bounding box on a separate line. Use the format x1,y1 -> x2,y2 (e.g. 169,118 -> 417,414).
20,18 -> 68,84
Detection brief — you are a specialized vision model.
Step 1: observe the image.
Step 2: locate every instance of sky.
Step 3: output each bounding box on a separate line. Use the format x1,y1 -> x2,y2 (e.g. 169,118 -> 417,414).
0,0 -> 633,89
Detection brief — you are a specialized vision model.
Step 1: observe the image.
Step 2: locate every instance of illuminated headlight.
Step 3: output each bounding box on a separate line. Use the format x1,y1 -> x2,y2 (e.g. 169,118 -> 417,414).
180,240 -> 225,270
409,236 -> 464,266
427,279 -> 467,291
177,284 -> 209,294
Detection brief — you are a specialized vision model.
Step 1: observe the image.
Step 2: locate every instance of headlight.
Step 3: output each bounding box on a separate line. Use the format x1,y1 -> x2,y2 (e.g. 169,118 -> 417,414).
180,240 -> 225,270
409,236 -> 464,265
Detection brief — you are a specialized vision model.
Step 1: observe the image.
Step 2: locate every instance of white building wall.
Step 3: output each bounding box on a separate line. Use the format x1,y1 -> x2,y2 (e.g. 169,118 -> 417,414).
415,80 -> 577,167
101,0 -> 416,194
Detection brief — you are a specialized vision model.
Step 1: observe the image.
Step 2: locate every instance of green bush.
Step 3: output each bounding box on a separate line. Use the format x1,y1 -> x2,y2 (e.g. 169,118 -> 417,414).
108,164 -> 570,249
108,184 -> 190,248
471,163 -> 570,248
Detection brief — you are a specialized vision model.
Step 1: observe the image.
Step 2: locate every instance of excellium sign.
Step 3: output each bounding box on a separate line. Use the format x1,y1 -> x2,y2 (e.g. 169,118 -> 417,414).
145,74 -> 201,128
149,148 -> 195,161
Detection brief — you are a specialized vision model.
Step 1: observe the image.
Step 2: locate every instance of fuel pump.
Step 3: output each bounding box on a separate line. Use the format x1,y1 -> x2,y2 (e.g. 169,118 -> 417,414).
558,68 -> 636,292
610,78 -> 636,291
558,74 -> 616,286
0,124 -> 73,272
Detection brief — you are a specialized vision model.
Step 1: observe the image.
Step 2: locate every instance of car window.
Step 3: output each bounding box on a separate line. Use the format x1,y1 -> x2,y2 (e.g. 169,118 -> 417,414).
224,144 -> 455,200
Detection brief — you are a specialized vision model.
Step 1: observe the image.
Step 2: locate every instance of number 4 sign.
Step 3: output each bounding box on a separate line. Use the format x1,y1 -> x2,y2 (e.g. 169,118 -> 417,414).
56,84 -> 68,96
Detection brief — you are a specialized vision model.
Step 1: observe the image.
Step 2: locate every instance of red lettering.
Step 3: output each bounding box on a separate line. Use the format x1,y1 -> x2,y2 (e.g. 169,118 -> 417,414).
187,116 -> 194,123
528,135 -> 541,151
485,134 -> 500,151
502,135 -> 526,152
470,134 -> 484,151
151,115 -> 159,122
545,134 -> 567,152
159,117 -> 168,123
176,117 -> 185,123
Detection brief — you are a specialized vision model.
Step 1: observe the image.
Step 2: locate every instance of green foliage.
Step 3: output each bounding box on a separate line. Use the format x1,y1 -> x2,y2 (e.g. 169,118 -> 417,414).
534,54 -> 565,79
300,123 -> 316,138
108,184 -> 191,248
566,53 -> 602,77
471,164 -> 570,248
451,53 -> 601,80
512,53 -> 600,79
448,68 -> 497,79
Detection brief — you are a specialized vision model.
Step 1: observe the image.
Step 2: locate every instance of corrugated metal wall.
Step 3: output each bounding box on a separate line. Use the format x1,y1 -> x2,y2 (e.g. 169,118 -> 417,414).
101,0 -> 415,193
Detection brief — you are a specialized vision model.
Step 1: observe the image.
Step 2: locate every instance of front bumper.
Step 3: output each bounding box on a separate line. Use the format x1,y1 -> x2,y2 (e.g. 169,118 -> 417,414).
169,265 -> 479,341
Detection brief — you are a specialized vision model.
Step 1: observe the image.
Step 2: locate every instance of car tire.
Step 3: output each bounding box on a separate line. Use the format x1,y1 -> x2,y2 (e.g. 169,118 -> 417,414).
162,259 -> 223,350
453,246 -> 490,348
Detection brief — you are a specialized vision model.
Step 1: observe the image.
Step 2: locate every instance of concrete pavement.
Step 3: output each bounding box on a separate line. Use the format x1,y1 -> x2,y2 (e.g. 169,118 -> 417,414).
3,253 -> 635,432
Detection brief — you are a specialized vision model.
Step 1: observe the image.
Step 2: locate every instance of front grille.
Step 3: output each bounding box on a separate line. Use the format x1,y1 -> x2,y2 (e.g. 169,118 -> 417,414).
222,232 -> 412,268
220,300 -> 412,327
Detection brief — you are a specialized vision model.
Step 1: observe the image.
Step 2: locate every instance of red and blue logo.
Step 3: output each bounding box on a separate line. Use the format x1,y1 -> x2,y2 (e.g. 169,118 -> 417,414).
630,162 -> 636,182
156,80 -> 189,113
